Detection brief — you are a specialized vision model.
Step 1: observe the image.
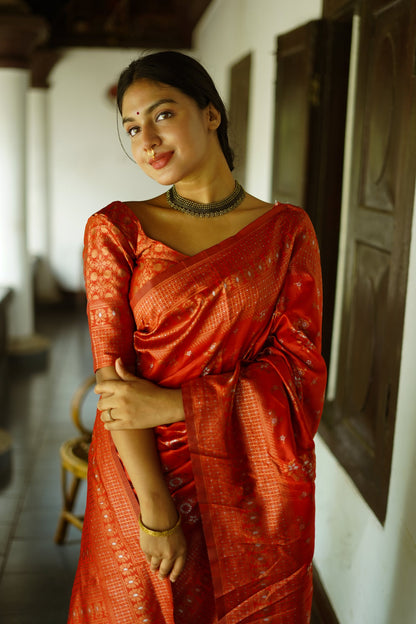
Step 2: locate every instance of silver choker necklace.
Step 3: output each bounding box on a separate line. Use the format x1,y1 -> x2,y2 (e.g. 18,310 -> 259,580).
166,181 -> 245,218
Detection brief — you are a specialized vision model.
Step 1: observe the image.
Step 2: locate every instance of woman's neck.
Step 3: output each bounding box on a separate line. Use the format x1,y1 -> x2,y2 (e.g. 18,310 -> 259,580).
173,166 -> 236,204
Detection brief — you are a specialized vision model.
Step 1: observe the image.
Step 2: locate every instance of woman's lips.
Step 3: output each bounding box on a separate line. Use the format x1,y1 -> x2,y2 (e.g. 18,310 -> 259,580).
150,151 -> 174,169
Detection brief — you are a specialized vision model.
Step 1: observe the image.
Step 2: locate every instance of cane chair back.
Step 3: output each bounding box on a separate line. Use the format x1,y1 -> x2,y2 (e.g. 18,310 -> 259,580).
54,374 -> 95,544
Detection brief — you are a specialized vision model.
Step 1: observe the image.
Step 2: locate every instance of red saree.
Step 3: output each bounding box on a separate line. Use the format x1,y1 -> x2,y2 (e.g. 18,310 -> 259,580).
68,201 -> 326,623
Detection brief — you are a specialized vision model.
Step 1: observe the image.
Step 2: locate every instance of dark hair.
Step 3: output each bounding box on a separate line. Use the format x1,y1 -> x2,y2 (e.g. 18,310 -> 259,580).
117,51 -> 234,171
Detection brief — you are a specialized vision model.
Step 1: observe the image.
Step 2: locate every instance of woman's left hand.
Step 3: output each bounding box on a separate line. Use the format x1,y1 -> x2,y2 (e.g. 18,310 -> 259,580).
96,358 -> 184,430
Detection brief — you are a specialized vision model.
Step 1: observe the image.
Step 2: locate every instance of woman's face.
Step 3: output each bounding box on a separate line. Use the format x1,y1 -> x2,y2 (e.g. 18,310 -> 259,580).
121,79 -> 221,186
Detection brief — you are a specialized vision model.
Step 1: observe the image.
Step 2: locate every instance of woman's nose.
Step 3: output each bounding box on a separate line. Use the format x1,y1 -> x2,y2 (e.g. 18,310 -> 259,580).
141,124 -> 158,150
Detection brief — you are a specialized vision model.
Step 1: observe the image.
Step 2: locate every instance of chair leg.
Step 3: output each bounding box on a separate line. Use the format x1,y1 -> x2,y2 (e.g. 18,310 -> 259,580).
54,465 -> 82,544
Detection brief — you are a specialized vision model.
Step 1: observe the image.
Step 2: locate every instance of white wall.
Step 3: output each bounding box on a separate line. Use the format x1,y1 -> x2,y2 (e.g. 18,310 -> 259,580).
315,178 -> 416,624
194,0 -> 323,202
48,49 -> 165,291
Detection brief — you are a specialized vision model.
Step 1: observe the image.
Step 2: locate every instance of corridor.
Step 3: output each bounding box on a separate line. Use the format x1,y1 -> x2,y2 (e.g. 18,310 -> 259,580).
0,304 -> 92,623
0,304 -> 327,624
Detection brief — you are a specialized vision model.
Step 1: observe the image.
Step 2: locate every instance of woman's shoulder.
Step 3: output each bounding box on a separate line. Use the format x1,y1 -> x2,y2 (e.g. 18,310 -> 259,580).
91,193 -> 163,215
93,200 -> 137,223
85,195 -> 168,250
243,197 -> 310,232
85,201 -> 144,248
88,197 -> 162,230
123,194 -> 167,213
270,201 -> 313,228
251,202 -> 317,250
243,193 -> 306,219
270,203 -> 320,258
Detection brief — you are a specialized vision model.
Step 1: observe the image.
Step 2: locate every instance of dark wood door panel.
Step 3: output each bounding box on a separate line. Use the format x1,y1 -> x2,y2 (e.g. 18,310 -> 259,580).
355,209 -> 394,250
344,242 -> 390,451
360,2 -> 410,213
272,19 -> 351,367
229,54 -> 252,186
322,0 -> 416,522
271,22 -> 321,207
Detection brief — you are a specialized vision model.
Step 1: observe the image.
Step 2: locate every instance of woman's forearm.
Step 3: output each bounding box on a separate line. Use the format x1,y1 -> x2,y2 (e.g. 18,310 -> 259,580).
97,367 -> 178,529
111,428 -> 178,528
96,358 -> 185,429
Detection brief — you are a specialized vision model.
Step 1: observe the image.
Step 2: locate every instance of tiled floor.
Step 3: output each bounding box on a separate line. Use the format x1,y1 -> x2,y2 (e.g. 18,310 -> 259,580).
0,304 -> 94,624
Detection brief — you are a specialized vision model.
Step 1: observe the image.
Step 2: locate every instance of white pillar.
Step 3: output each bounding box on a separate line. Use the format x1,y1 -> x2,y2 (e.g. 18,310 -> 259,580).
27,88 -> 48,257
0,3 -> 49,361
27,86 -> 61,302
0,68 -> 34,338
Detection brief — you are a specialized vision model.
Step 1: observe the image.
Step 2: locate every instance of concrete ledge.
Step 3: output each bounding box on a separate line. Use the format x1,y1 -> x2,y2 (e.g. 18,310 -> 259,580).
8,333 -> 51,372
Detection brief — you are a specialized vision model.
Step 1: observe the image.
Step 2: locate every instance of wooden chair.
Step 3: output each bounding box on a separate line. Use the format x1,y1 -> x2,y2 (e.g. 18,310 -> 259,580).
54,374 -> 95,544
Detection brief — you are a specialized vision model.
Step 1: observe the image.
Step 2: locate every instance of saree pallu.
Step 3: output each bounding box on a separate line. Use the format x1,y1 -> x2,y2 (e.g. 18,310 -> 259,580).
68,201 -> 327,624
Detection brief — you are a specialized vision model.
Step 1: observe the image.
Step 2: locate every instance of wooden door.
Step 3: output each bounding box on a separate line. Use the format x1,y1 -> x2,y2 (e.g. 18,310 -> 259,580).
271,22 -> 321,208
228,53 -> 252,186
328,0 -> 416,522
271,20 -> 351,366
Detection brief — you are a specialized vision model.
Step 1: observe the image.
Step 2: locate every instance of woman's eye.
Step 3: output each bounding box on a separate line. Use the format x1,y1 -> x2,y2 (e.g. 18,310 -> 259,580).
156,111 -> 173,122
127,126 -> 140,137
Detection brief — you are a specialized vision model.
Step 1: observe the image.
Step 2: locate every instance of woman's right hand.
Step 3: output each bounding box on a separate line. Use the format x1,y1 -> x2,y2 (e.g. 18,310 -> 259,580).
139,523 -> 187,583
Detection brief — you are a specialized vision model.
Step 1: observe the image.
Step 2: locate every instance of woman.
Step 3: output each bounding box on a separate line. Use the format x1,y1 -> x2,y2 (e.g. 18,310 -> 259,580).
68,51 -> 327,623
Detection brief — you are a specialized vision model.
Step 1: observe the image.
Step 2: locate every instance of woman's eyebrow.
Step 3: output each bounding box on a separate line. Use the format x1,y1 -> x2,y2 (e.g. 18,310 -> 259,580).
122,98 -> 177,125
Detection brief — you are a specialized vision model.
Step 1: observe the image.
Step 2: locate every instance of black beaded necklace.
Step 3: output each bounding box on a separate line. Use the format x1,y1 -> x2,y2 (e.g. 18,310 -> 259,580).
166,181 -> 246,218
